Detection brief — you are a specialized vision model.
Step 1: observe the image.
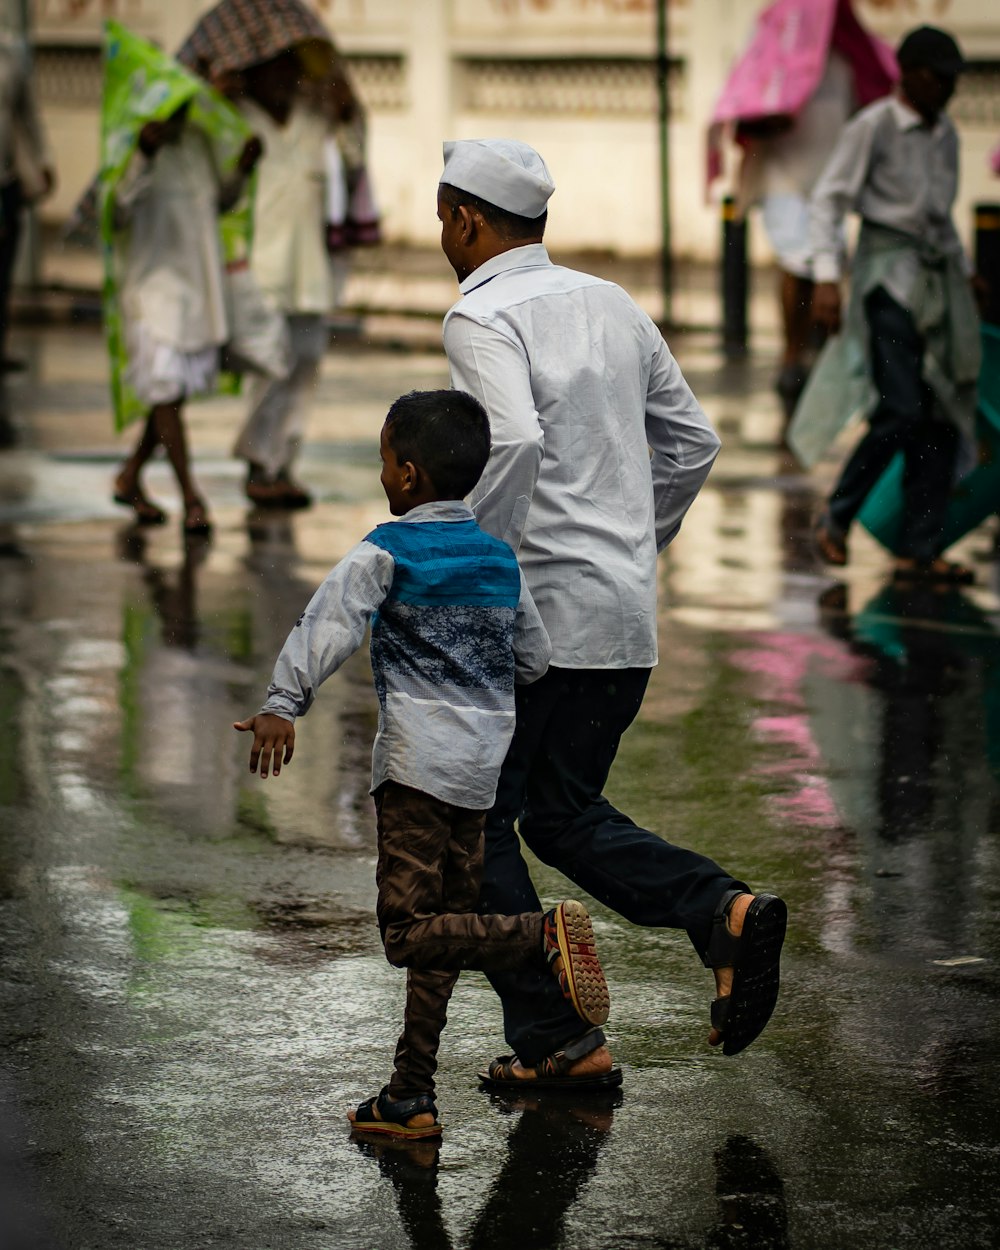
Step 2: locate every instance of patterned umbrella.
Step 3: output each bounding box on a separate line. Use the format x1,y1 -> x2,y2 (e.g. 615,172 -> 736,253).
176,0 -> 335,79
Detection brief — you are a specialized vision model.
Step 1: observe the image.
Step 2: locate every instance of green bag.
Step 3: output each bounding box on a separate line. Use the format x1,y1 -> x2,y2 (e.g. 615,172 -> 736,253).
858,324 -> 1000,553
100,20 -> 254,429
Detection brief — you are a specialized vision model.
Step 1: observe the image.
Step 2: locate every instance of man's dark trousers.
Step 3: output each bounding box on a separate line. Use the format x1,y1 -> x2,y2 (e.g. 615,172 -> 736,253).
478,665 -> 744,1067
828,284 -> 960,562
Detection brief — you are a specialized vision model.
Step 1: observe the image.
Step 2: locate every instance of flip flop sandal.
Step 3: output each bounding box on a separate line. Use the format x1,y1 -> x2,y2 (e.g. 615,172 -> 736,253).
477,1027 -> 623,1090
348,1086 -> 442,1140
707,892 -> 787,1057
542,899 -> 610,1026
113,486 -> 167,526
814,514 -> 848,567
182,500 -> 213,536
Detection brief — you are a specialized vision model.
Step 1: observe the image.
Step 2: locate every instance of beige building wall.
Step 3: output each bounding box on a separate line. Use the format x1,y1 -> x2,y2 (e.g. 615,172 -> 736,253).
16,0 -> 1000,260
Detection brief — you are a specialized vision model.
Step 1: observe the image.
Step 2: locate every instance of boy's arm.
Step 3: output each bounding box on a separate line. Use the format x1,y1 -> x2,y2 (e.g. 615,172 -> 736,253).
512,568 -> 551,685
645,331 -> 722,553
234,539 -> 393,777
444,311 -> 544,551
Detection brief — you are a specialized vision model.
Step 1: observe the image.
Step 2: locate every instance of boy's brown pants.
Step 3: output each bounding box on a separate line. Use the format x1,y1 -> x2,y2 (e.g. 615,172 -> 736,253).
374,780 -> 544,1101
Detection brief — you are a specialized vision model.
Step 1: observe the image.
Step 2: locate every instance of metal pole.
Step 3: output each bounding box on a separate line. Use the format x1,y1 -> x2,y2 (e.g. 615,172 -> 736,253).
655,0 -> 672,328
721,194 -> 748,355
16,0 -> 39,289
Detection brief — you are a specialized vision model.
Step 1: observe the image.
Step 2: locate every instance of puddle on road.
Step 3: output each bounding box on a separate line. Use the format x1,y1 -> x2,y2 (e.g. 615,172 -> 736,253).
2,481 -> 1000,1247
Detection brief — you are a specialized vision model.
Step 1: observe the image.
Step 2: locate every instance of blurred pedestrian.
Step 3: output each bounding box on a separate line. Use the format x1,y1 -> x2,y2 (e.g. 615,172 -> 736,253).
799,26 -> 981,584
709,0 -> 896,407
177,0 -> 379,509
437,139 -> 787,1088
104,26 -> 261,533
0,32 -> 55,372
228,48 -> 338,508
235,389 -> 612,1138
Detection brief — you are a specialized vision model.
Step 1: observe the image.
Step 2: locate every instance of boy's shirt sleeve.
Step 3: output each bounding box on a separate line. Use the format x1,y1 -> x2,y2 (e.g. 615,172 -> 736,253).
513,567 -> 551,685
260,538 -> 394,721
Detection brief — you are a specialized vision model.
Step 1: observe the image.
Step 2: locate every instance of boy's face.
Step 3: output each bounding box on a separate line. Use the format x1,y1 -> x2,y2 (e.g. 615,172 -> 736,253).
379,423 -> 411,516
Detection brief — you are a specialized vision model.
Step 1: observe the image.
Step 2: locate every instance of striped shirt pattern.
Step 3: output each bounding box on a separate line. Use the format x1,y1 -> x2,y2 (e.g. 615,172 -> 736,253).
261,500 -> 550,808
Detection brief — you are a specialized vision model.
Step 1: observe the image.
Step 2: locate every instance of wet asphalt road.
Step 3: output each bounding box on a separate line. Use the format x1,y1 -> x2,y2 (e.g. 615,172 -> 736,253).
1,320 -> 1000,1250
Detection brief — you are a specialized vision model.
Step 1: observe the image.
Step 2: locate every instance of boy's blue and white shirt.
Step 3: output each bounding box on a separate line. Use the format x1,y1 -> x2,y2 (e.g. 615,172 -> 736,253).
260,500 -> 551,808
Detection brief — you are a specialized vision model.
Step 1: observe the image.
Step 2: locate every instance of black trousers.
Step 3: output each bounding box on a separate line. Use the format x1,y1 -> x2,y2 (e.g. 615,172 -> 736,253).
478,666 -> 744,1066
828,285 -> 960,562
0,180 -> 23,361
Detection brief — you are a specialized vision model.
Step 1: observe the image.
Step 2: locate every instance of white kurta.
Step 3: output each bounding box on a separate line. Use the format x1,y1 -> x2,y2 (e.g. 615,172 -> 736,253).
240,100 -> 332,314
115,127 -> 229,355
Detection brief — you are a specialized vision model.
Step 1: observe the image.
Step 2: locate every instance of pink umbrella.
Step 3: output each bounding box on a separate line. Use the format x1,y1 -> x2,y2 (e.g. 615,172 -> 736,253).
711,0 -> 897,128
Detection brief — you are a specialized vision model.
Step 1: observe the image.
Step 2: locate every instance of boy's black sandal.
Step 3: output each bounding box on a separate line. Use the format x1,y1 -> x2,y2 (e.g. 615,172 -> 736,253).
706,890 -> 787,1057
349,1085 -> 443,1139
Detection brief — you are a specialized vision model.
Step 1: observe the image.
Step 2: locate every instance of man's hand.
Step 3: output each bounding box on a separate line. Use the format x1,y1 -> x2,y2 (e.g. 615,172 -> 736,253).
237,136 -> 263,175
811,281 -> 842,333
233,713 -> 295,778
138,121 -> 169,157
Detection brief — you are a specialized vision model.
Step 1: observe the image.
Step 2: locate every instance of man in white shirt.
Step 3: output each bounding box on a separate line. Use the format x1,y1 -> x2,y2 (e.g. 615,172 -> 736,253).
806,26 -> 981,584
438,139 -> 788,1086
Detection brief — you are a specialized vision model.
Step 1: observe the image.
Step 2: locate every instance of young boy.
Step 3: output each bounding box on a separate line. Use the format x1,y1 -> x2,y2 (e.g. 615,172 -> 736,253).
234,389 -> 611,1138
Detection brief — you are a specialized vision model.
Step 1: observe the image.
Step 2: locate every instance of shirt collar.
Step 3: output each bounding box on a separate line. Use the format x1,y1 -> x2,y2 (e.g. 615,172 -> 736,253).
458,243 -> 551,295
396,500 -> 475,523
889,93 -> 947,137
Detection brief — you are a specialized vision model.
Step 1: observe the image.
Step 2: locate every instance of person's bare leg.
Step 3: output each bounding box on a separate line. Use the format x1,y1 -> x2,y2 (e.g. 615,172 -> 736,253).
779,271 -> 814,368
114,413 -> 168,522
116,412 -> 159,495
151,400 -> 210,527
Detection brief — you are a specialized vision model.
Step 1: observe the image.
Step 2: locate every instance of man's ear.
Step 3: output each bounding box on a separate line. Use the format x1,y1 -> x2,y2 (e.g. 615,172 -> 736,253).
457,203 -> 478,243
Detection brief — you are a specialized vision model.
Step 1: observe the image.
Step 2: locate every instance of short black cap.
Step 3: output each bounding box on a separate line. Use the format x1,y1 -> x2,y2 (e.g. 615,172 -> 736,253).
896,26 -> 965,78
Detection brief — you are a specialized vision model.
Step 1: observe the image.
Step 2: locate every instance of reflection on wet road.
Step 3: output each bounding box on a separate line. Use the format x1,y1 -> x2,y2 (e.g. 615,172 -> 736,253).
1,328 -> 999,1248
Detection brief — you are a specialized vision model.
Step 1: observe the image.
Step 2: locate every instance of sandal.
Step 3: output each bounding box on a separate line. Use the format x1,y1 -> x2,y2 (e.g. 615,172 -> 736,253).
182,499 -> 212,535
347,1086 -> 442,1140
113,476 -> 167,526
706,891 -> 787,1057
542,899 -> 610,1027
478,1027 -> 622,1090
815,512 -> 848,567
893,559 -> 974,586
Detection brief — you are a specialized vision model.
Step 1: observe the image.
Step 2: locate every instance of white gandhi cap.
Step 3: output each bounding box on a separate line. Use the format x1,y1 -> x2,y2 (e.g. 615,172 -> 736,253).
440,139 -> 555,219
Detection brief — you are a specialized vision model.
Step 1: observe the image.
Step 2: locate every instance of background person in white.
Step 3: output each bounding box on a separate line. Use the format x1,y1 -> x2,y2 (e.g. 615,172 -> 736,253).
231,50 -> 335,508
438,139 -> 788,1085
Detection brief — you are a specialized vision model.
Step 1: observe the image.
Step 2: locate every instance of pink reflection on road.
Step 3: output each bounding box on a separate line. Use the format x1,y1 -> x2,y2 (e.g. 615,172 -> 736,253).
730,633 -> 863,830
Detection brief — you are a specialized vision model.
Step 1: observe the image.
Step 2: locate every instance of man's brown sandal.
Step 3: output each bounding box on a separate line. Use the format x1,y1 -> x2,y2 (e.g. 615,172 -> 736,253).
706,890 -> 787,1056
478,1028 -> 623,1090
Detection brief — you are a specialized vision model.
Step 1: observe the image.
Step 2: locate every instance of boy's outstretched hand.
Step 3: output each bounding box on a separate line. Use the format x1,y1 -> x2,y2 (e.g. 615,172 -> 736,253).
233,713 -> 295,778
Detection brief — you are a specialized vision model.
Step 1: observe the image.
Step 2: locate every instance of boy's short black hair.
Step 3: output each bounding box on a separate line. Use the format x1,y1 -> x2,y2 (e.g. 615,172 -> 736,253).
384,389 -> 491,499
439,182 -> 547,242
